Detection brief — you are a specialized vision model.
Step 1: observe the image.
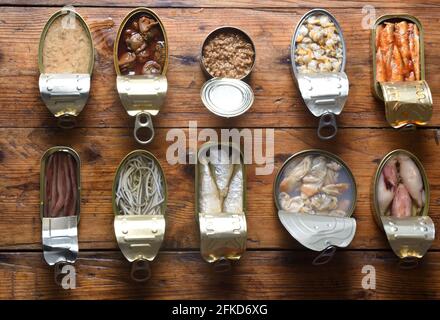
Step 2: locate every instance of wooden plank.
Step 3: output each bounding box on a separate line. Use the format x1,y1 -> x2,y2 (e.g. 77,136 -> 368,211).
0,250 -> 439,299
1,127 -> 439,250
1,7 -> 440,128
1,1 -> 439,8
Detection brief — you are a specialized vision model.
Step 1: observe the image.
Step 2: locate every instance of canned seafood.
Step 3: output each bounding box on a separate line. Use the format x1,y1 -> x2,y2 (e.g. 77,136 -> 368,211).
40,147 -> 81,269
371,15 -> 433,128
114,7 -> 169,144
195,142 -> 247,271
291,9 -> 349,140
274,150 -> 357,263
112,150 -> 167,282
372,149 -> 435,261
200,26 -> 256,118
38,8 -> 94,128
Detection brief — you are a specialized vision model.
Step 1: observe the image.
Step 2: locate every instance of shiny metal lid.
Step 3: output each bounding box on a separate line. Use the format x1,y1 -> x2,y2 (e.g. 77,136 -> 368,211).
201,78 -> 254,117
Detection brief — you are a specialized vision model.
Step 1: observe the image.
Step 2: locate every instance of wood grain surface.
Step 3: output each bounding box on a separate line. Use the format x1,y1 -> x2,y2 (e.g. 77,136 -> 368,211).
0,0 -> 440,299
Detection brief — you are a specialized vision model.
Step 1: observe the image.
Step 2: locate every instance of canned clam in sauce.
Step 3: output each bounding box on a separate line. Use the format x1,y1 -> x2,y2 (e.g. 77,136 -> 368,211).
372,15 -> 433,128
373,150 -> 435,261
112,150 -> 167,282
114,7 -> 168,145
274,150 -> 357,264
200,27 -> 256,118
38,9 -> 94,128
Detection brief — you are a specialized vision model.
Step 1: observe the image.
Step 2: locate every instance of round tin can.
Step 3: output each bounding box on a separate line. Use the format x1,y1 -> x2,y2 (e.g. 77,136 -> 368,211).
112,150 -> 167,281
200,26 -> 256,118
273,149 -> 357,261
38,8 -> 94,128
372,149 -> 434,261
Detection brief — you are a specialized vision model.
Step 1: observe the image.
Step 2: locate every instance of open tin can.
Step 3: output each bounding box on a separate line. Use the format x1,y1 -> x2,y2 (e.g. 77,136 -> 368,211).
112,150 -> 167,282
372,15 -> 433,129
38,8 -> 94,128
200,27 -> 256,117
196,142 -> 247,272
40,146 -> 80,282
372,149 -> 435,264
291,9 -> 349,140
274,150 -> 357,264
114,8 -> 168,145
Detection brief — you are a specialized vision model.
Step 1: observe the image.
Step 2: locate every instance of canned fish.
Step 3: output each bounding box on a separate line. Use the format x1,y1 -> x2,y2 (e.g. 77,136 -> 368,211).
40,146 -> 81,283
114,7 -> 168,145
112,150 -> 167,282
274,150 -> 357,264
38,8 -> 94,128
196,142 -> 247,271
200,26 -> 256,117
372,15 -> 433,128
291,9 -> 349,140
372,149 -> 435,262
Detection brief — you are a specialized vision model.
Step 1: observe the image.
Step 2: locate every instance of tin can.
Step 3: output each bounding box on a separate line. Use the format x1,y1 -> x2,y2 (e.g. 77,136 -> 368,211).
200,26 -> 256,118
114,8 -> 169,145
291,9 -> 349,140
112,150 -> 167,282
372,149 -> 435,261
195,142 -> 247,272
40,146 -> 81,268
274,150 -> 357,264
38,8 -> 94,128
371,15 -> 433,129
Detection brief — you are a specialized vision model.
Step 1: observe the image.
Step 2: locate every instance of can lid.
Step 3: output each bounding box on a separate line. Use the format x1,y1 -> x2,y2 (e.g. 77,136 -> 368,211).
201,78 -> 254,117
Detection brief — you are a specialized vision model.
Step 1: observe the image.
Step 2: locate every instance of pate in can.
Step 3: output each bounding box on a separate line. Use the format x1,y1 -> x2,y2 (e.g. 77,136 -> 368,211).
38,8 -> 94,128
195,142 -> 247,272
114,7 -> 168,145
112,150 -> 167,282
274,150 -> 357,264
200,27 -> 256,118
372,149 -> 435,262
291,9 -> 349,140
372,15 -> 432,129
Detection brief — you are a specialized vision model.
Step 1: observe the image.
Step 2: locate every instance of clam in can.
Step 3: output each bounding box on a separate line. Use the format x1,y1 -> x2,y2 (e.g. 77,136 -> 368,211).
114,7 -> 169,145
38,8 -> 94,128
112,150 -> 167,282
371,15 -> 433,129
200,27 -> 256,118
291,9 -> 349,140
274,150 -> 357,264
372,149 -> 435,262
195,142 -> 247,272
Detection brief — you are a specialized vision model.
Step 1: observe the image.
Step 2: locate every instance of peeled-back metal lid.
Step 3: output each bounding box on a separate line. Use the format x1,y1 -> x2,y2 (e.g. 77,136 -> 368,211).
201,78 -> 254,118
273,150 -> 357,256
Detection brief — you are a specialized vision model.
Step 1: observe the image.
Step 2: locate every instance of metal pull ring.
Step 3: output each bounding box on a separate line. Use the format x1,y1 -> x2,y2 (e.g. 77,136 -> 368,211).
312,246 -> 337,266
399,256 -> 419,270
213,258 -> 232,273
134,112 -> 154,145
130,259 -> 151,282
317,113 -> 337,140
54,262 -> 67,286
57,115 -> 76,129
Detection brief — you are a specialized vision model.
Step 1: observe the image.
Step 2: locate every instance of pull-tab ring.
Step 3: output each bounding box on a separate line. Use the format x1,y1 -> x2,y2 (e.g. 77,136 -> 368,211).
57,115 -> 76,129
130,259 -> 151,282
317,113 -> 337,140
399,256 -> 419,270
54,262 -> 67,286
134,112 -> 154,145
213,258 -> 232,273
312,246 -> 337,266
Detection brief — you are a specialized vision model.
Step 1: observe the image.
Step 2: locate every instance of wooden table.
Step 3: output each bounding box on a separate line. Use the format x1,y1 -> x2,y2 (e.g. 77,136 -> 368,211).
1,0 -> 440,300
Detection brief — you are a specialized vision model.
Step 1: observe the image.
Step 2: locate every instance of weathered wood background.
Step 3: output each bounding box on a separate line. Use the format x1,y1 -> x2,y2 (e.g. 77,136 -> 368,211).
1,0 -> 440,299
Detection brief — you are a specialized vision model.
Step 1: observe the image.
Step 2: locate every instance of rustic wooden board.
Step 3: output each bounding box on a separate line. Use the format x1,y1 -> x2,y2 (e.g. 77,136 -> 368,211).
1,250 -> 439,300
1,128 -> 439,251
1,7 -> 440,128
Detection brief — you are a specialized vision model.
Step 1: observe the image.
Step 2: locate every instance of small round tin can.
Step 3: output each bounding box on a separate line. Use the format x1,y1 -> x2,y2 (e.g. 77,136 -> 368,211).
274,149 -> 357,264
372,149 -> 435,262
200,26 -> 256,118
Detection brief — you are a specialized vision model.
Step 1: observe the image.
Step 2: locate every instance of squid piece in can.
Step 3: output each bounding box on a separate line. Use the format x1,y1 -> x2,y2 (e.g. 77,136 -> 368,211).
112,150 -> 167,282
